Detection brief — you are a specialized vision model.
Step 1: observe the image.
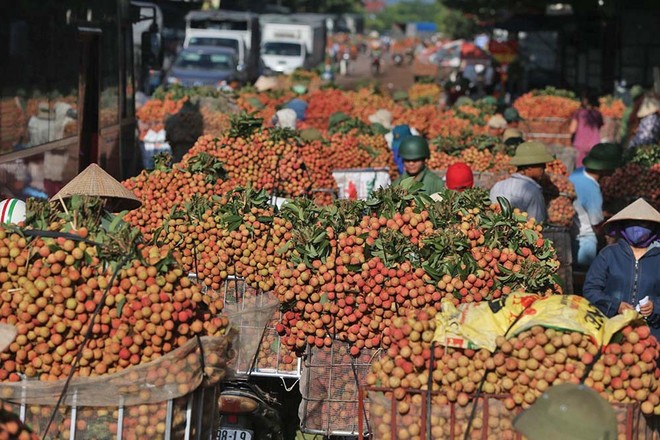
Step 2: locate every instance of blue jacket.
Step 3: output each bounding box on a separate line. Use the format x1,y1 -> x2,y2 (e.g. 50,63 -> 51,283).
582,240 -> 660,338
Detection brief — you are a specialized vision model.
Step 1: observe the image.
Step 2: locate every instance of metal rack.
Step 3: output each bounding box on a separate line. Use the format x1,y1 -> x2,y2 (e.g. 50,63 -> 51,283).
222,276 -> 302,378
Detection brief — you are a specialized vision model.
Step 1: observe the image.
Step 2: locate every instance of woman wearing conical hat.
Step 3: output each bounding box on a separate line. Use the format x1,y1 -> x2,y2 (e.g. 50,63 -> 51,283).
629,94 -> 659,148
582,198 -> 660,340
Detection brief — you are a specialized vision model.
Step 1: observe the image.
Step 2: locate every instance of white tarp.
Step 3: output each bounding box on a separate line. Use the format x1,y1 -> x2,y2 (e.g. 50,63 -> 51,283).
332,168 -> 391,200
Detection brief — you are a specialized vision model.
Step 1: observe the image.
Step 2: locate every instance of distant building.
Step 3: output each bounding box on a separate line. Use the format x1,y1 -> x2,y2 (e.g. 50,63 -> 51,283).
365,0 -> 386,14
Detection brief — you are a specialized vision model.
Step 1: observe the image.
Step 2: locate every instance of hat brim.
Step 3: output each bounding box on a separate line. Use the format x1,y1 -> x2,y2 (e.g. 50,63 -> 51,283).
51,164 -> 143,212
513,403 -> 563,438
582,157 -> 620,171
637,107 -> 658,118
510,153 -> 554,166
604,198 -> 660,227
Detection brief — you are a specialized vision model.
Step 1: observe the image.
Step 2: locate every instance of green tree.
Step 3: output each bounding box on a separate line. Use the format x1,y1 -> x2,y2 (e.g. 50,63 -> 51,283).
367,0 -> 478,39
367,1 -> 444,31
439,0 -> 658,19
283,0 -> 363,13
219,0 -> 362,13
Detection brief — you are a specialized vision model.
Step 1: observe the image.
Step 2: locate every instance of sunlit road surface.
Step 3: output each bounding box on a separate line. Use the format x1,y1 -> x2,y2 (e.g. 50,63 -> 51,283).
334,52 -> 416,92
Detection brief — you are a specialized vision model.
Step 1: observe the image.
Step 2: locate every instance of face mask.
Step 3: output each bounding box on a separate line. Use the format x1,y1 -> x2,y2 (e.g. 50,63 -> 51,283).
621,225 -> 657,247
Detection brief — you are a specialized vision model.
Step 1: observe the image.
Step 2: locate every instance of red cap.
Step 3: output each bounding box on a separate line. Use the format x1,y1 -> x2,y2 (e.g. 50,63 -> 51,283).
446,162 -> 474,191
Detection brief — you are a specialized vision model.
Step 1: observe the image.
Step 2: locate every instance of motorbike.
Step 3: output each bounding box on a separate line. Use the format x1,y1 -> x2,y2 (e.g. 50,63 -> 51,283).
405,49 -> 414,66
187,274 -> 284,440
215,380 -> 283,440
370,53 -> 381,75
339,52 -> 351,76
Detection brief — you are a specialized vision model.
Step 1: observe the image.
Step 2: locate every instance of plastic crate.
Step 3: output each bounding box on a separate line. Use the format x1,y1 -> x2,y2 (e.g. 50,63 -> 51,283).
221,277 -> 301,378
519,117 -> 573,148
360,387 -> 656,440
520,117 -> 571,135
299,342 -> 377,437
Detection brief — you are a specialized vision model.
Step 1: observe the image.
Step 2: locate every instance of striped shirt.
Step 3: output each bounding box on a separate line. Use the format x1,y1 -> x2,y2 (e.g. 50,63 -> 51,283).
490,174 -> 547,223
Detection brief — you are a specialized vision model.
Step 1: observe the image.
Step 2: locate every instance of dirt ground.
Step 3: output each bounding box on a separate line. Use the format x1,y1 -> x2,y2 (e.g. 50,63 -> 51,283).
334,52 -> 417,92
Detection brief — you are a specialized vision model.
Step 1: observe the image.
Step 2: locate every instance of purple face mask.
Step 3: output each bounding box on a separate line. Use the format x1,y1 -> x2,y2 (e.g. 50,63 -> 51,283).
621,225 -> 658,248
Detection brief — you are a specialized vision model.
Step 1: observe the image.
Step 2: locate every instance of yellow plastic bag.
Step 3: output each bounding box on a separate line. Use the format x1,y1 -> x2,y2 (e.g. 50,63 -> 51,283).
433,292 -> 638,352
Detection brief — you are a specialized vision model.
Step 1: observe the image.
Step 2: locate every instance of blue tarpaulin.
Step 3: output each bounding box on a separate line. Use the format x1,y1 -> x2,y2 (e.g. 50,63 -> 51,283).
415,22 -> 437,32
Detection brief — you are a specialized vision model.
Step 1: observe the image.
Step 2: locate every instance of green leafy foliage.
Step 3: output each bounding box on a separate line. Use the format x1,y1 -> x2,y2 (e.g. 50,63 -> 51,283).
531,87 -> 577,100
228,112 -> 264,138
216,186 -> 273,232
185,152 -> 227,183
328,116 -> 377,136
152,83 -> 223,100
624,144 -> 660,168
269,126 -> 301,144
24,196 -> 142,265
365,178 -> 428,218
430,133 -> 511,157
152,152 -> 173,171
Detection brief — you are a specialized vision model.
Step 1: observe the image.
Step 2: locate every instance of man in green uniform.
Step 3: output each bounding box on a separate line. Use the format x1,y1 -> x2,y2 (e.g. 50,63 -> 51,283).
392,136 -> 445,195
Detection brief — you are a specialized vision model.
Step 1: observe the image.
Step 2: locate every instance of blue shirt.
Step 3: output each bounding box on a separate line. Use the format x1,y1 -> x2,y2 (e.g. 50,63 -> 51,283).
285,99 -> 308,121
569,167 -> 603,236
490,174 -> 547,223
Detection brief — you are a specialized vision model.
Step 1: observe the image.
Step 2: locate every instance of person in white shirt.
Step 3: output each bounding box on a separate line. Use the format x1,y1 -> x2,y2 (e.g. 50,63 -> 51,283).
490,141 -> 554,223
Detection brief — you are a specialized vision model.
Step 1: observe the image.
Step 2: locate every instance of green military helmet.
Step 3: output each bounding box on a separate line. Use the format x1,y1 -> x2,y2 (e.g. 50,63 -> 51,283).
504,107 -> 523,122
583,143 -> 622,171
513,383 -> 617,440
454,96 -> 474,107
481,96 -> 497,106
399,136 -> 430,161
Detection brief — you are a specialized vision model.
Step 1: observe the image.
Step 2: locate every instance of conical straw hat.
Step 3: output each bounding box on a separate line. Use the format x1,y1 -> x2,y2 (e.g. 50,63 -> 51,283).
0,324 -> 16,353
51,163 -> 142,211
605,198 -> 660,226
637,95 -> 659,118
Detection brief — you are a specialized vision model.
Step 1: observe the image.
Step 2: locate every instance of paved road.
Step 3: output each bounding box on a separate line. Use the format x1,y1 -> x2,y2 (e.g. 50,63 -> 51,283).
334,53 -> 416,92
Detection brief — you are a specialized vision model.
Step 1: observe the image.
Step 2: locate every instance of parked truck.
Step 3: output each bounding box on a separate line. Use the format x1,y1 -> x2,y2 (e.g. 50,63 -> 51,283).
184,10 -> 261,84
132,1 -> 164,94
259,15 -> 326,75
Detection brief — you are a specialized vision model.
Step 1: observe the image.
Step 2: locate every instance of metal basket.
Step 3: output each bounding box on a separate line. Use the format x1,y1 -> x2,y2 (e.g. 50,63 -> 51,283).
221,276 -> 301,378
299,342 -> 378,437
543,225 -> 574,294
360,387 -> 655,440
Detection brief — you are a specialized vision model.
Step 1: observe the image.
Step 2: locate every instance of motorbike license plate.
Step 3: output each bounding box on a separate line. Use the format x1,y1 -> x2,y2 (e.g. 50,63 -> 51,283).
216,428 -> 253,440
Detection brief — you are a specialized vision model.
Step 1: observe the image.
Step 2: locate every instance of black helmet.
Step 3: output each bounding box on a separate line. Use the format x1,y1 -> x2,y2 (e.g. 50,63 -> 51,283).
399,136 -> 430,160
